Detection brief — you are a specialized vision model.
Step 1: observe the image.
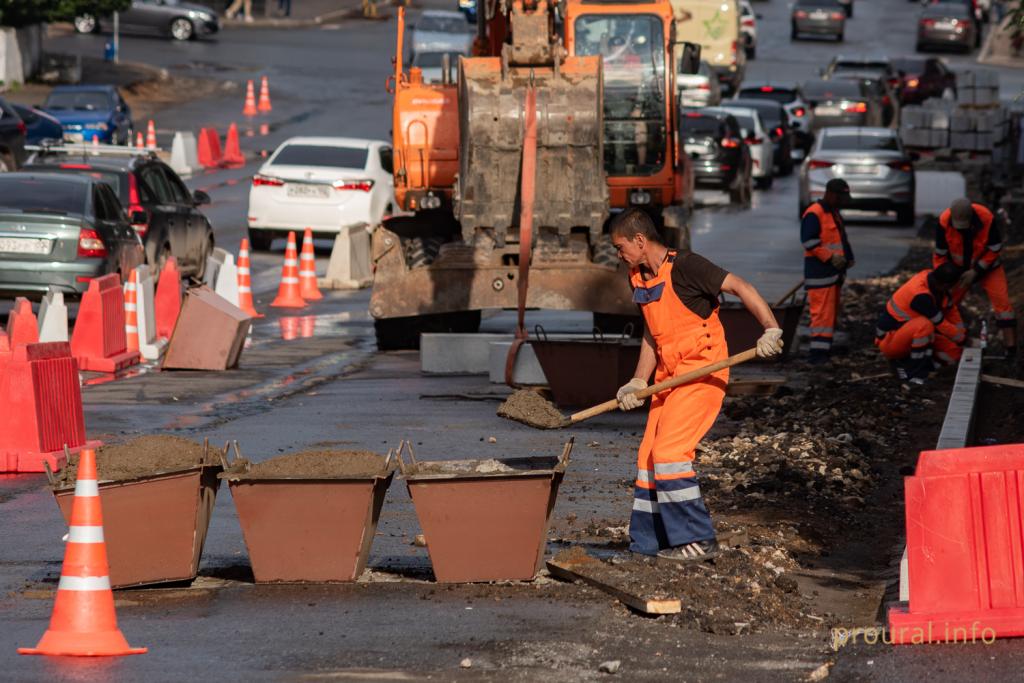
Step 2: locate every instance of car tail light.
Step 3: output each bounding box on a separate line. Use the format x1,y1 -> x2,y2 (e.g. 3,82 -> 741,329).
830,11 -> 844,19
746,136 -> 763,145
721,138 -> 741,148
59,163 -> 92,170
252,174 -> 285,187
77,227 -> 107,258
731,40 -> 737,54
793,107 -> 806,117
742,18 -> 754,26
17,120 -> 26,137
794,10 -> 808,18
127,174 -> 150,237
808,160 -> 834,169
921,18 -> 936,27
906,77 -> 921,88
887,160 -> 913,172
773,126 -> 785,138
685,112 -> 704,118
844,102 -> 868,113
332,179 -> 374,192
697,83 -> 711,90
760,86 -> 775,92
882,95 -> 891,106
720,164 -> 732,171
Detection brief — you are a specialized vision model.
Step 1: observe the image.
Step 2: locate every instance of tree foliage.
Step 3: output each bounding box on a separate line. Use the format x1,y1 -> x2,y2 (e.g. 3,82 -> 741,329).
0,0 -> 131,27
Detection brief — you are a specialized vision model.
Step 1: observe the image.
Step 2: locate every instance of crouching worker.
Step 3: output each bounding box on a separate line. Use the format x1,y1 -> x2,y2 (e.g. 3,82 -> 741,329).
609,208 -> 784,563
875,263 -> 966,384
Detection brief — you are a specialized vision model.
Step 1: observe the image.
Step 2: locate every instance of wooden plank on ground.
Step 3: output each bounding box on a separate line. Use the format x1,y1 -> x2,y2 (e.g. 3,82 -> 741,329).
546,554 -> 681,615
981,374 -> 1024,390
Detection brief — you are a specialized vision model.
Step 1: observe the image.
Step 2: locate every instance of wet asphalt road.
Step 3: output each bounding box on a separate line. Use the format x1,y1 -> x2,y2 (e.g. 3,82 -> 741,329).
2,3 -> 1023,680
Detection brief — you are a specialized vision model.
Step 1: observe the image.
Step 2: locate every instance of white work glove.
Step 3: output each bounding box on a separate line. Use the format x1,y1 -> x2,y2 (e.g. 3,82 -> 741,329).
830,254 -> 848,270
756,328 -> 784,358
616,377 -> 648,411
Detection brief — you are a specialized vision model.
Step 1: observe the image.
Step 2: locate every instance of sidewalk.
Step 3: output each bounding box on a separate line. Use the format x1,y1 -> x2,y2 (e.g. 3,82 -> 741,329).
220,0 -> 391,28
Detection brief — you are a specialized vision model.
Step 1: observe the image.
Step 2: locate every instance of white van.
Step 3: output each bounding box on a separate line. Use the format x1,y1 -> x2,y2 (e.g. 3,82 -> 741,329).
669,0 -> 745,93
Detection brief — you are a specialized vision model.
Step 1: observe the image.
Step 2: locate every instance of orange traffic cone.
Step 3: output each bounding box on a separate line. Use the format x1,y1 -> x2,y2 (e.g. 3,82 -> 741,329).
270,232 -> 306,308
243,79 -> 258,117
221,123 -> 244,168
257,75 -> 272,113
237,238 -> 263,318
124,270 -> 140,352
135,132 -> 144,149
146,120 -> 156,148
299,228 -> 324,301
18,448 -> 147,657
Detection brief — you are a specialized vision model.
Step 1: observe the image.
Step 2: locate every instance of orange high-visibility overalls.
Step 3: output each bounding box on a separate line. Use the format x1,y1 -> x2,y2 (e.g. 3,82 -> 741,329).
802,202 -> 852,359
627,252 -> 728,554
876,270 -> 965,376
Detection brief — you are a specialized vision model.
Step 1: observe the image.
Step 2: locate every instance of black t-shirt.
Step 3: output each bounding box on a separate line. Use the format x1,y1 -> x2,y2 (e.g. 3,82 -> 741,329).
638,252 -> 729,320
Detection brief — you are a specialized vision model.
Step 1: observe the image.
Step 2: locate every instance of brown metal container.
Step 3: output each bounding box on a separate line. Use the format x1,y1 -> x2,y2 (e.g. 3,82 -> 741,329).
222,463 -> 396,583
162,285 -> 251,371
52,464 -> 222,589
532,338 -> 641,408
719,300 -> 804,361
400,440 -> 572,583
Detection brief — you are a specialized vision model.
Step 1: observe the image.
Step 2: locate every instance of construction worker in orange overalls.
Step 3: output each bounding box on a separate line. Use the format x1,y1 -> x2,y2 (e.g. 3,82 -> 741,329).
609,208 -> 784,562
875,263 -> 966,384
935,198 -> 1018,359
801,178 -> 855,364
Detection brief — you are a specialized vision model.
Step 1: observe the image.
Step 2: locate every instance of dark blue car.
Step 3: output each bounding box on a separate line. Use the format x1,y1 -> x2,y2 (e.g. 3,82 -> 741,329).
42,85 -> 133,145
11,104 -> 63,145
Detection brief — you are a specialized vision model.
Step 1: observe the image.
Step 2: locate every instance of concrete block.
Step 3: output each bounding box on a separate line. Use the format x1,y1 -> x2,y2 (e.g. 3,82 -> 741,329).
170,131 -> 199,178
204,246 -> 231,288
162,286 -> 251,371
36,287 -> 68,343
928,129 -> 949,148
133,265 -> 168,361
950,131 -> 975,150
489,341 -> 547,385
951,112 -> 974,132
213,252 -> 240,307
319,224 -> 372,290
421,333 -> 513,374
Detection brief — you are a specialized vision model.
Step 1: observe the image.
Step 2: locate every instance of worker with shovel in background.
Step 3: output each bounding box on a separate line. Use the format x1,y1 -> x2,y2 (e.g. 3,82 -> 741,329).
609,209 -> 784,562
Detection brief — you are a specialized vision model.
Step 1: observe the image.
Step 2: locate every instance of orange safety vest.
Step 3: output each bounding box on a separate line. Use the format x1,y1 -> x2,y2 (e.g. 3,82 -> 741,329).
629,252 -> 729,381
935,203 -> 1000,271
885,271 -> 946,326
802,202 -> 849,288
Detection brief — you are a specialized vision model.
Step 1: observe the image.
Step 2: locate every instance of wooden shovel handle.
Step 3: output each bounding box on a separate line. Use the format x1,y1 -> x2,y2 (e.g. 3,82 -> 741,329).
567,348 -> 758,425
774,280 -> 805,308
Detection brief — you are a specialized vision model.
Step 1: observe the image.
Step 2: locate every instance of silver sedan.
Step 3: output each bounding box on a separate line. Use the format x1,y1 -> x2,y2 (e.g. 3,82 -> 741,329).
798,127 -> 916,225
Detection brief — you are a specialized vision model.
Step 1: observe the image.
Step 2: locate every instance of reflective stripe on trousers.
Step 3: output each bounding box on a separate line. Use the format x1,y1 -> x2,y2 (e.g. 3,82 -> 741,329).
629,475 -> 715,555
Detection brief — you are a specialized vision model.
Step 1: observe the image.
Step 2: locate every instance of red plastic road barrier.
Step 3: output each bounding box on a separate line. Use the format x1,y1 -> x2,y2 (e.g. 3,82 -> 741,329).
70,274 -> 140,373
7,297 -> 39,347
197,127 -> 222,169
888,444 -> 1024,644
0,342 -> 100,473
0,329 -> 11,375
155,257 -> 183,340
221,123 -> 244,168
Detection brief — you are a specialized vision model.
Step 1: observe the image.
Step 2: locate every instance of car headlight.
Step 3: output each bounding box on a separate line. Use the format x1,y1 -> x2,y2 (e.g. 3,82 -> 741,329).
189,10 -> 214,21
84,122 -> 109,131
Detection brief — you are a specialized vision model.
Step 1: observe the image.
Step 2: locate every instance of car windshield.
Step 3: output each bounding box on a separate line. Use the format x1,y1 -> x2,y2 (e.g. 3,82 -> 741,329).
891,58 -> 926,73
731,101 -> 783,126
0,177 -> 87,215
722,112 -> 755,132
924,4 -> 971,17
44,91 -> 113,111
803,80 -> 861,98
417,15 -> 469,32
270,144 -> 368,169
832,60 -> 889,74
738,86 -> 796,104
680,114 -> 721,137
821,133 -> 899,151
28,166 -> 128,203
413,51 -> 464,68
574,14 -> 666,176
796,0 -> 842,7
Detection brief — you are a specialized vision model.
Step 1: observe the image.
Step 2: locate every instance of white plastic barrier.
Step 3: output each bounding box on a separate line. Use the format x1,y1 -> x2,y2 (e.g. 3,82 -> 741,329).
214,252 -> 240,307
37,287 -> 68,343
134,265 -> 168,361
318,224 -> 372,290
170,131 -> 200,178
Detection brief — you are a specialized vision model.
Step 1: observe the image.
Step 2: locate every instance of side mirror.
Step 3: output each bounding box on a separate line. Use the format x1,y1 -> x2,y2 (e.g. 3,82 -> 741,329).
676,41 -> 702,76
193,189 -> 211,206
129,210 -> 148,225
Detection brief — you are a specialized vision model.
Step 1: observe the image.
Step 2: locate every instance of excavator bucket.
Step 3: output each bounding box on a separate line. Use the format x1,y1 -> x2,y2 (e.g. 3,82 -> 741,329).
456,55 -> 607,242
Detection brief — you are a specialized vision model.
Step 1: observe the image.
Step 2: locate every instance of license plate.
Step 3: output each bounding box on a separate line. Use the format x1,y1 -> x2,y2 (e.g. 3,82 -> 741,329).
810,10 -> 827,18
934,20 -> 954,29
0,237 -> 53,255
838,164 -> 879,175
64,133 -> 84,142
815,106 -> 840,115
286,184 -> 330,199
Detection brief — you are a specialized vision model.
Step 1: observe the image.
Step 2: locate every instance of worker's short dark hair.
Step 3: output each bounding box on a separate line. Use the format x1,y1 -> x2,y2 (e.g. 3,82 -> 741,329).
932,262 -> 961,287
609,208 -> 661,242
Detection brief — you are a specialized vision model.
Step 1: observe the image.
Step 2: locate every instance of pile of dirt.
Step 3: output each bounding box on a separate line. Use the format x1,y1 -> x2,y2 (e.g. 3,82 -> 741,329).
230,450 -> 387,479
412,459 -> 517,475
57,435 -> 209,487
497,390 -> 567,429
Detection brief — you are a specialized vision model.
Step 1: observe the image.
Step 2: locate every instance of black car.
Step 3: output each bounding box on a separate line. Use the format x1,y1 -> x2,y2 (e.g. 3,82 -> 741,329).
828,72 -> 900,127
680,109 -> 753,205
26,150 -> 215,278
730,97 -> 795,175
890,56 -> 957,105
0,97 -> 27,171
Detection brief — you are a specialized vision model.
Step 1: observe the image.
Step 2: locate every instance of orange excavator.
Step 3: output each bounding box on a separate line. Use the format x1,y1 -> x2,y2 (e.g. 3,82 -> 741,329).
372,0 -> 699,349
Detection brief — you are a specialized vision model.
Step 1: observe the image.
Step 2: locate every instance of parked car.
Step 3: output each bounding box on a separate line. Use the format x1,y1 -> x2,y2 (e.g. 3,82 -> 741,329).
74,0 -> 220,41
0,173 -> 145,299
791,0 -> 846,41
709,105 -> 774,188
735,83 -> 815,158
890,56 -> 957,105
799,126 -> 916,225
0,97 -> 27,171
679,109 -> 753,205
11,104 -> 63,146
248,137 -> 396,250
827,72 -> 900,127
411,9 -> 474,55
917,3 -> 979,53
411,49 -> 467,84
678,60 -> 723,109
740,0 -> 758,59
730,98 -> 795,175
25,148 -> 214,278
42,85 -> 133,145
802,78 -> 883,130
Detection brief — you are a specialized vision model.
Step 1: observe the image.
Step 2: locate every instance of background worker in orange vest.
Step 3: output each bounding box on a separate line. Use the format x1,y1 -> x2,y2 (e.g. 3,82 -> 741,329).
875,263 -> 965,384
935,198 -> 1018,358
610,209 -> 783,562
801,179 -> 855,364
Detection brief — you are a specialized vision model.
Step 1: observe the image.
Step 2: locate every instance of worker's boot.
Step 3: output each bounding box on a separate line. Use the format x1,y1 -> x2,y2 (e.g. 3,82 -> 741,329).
656,539 -> 719,563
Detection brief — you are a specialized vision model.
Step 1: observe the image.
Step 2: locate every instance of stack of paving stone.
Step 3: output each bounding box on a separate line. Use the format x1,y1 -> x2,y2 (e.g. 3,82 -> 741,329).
899,68 -> 1008,153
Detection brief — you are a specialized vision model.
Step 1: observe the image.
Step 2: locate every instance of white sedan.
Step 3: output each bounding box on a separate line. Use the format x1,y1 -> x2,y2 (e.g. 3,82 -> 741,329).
708,105 -> 775,189
246,137 -> 396,250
